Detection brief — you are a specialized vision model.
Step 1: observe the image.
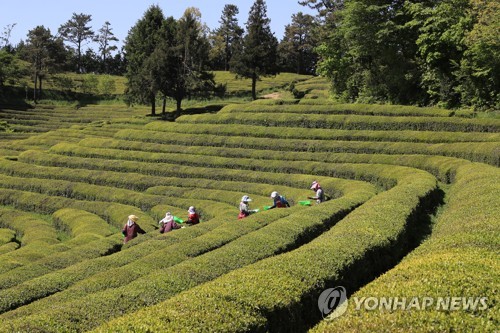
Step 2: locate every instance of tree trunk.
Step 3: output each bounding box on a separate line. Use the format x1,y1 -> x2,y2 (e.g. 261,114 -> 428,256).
33,72 -> 38,103
175,98 -> 182,118
251,71 -> 257,100
162,96 -> 167,116
38,76 -> 43,100
150,94 -> 156,116
78,40 -> 82,73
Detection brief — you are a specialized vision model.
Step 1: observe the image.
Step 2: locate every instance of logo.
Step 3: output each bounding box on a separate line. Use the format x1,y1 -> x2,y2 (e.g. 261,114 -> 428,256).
317,287 -> 489,322
317,286 -> 348,320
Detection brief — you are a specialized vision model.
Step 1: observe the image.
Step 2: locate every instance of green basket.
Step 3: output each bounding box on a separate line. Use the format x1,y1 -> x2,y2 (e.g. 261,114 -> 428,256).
263,205 -> 272,211
173,216 -> 184,223
298,200 -> 312,206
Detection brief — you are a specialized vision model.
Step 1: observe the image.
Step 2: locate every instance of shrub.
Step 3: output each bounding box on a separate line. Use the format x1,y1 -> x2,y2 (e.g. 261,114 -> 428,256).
311,163 -> 499,332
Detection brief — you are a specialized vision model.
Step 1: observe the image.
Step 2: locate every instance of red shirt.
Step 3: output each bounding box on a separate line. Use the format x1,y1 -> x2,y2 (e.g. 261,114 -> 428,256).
187,213 -> 200,225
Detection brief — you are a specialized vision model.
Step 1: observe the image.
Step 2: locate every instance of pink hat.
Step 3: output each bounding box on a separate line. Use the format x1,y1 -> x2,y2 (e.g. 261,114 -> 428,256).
311,181 -> 321,190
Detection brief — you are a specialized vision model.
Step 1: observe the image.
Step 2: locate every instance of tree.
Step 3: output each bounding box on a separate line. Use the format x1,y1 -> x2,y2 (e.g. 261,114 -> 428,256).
80,48 -> 100,73
0,50 -> 25,91
407,0 -> 473,107
278,12 -> 318,74
107,50 -> 126,75
230,0 -> 279,100
124,5 -> 165,115
210,4 -> 244,70
458,0 -> 500,109
99,75 -> 116,96
298,0 -> 344,17
81,74 -> 99,94
1,23 -> 17,49
299,0 -> 344,37
316,0 -> 423,104
94,21 -> 119,73
58,13 -> 94,73
152,8 -> 215,117
25,26 -> 60,102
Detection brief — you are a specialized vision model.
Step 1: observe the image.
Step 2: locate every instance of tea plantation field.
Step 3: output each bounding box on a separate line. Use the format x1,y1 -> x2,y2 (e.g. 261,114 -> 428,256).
0,79 -> 498,332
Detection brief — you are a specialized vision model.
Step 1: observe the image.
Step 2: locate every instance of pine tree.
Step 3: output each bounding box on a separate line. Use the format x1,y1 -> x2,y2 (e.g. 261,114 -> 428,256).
94,21 -> 119,73
58,13 -> 94,73
230,0 -> 279,100
149,8 -> 215,118
278,12 -> 318,74
210,4 -> 244,71
124,5 -> 165,115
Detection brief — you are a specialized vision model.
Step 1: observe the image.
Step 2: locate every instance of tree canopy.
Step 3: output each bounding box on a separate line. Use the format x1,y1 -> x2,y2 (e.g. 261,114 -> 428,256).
230,0 -> 279,100
210,4 -> 244,71
58,13 -> 94,73
314,0 -> 499,109
124,5 -> 215,116
0,1 -> 497,109
278,12 -> 318,75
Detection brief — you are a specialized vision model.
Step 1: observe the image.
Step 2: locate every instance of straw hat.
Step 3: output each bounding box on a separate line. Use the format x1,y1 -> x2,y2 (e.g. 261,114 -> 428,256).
128,215 -> 139,222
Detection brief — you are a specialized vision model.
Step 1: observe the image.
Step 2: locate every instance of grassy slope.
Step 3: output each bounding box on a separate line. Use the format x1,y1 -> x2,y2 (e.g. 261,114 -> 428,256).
0,75 -> 498,332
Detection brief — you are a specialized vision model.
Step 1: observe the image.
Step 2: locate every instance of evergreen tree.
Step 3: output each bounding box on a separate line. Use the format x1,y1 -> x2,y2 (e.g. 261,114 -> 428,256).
58,13 -> 94,73
1,23 -> 17,49
210,4 -> 244,71
124,5 -> 165,115
151,8 -> 215,118
94,21 -> 119,73
230,0 -> 279,100
25,26 -> 65,101
278,12 -> 318,74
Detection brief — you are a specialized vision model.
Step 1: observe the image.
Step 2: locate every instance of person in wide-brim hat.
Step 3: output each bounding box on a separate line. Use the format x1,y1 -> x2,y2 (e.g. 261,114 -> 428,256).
239,195 -> 257,219
159,211 -> 181,234
159,212 -> 173,224
122,214 -> 145,243
186,206 -> 200,225
308,180 -> 325,204
269,191 -> 290,209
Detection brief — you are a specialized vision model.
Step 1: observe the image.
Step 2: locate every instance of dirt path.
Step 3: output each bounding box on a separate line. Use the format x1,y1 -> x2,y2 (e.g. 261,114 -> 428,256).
261,92 -> 282,99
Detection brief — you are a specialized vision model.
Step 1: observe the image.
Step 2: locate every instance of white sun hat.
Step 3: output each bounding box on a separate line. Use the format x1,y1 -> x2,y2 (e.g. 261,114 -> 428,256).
271,191 -> 278,198
241,195 -> 252,202
159,212 -> 173,224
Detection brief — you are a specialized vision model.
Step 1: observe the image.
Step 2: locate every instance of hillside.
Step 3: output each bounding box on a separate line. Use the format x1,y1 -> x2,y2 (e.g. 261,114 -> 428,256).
0,78 -> 498,332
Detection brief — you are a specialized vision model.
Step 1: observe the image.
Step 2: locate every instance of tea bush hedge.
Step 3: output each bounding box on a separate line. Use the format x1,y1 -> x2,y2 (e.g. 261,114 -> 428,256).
91,166 -> 439,332
0,77 -> 497,331
311,163 -> 499,332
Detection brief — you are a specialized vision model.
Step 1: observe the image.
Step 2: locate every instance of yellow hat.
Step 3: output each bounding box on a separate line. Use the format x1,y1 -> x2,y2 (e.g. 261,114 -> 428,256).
128,215 -> 139,222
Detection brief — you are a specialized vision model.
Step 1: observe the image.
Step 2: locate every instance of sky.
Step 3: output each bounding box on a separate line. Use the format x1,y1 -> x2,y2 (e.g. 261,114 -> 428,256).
1,0 -> 317,50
